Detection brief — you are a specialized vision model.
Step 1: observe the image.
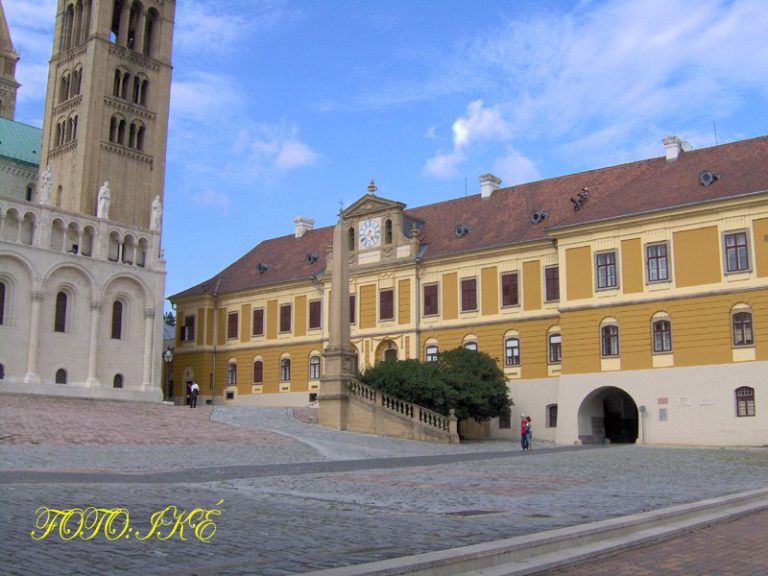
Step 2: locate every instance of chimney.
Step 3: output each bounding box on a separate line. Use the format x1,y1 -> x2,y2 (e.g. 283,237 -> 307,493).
479,173 -> 502,198
294,216 -> 315,238
663,135 -> 692,161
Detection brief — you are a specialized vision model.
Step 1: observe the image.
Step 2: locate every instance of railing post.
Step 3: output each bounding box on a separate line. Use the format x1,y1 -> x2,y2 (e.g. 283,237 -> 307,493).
449,409 -> 460,444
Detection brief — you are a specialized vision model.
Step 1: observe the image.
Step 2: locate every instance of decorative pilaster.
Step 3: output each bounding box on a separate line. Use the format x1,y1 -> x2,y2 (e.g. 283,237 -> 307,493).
85,300 -> 102,387
24,292 -> 45,384
142,308 -> 155,389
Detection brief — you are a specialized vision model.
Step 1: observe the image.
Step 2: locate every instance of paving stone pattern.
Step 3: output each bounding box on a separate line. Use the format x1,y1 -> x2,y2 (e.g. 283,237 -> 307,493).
1,395 -> 767,575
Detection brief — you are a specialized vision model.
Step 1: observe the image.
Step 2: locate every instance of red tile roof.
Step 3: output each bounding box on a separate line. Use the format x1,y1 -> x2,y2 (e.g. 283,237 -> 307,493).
172,135 -> 768,300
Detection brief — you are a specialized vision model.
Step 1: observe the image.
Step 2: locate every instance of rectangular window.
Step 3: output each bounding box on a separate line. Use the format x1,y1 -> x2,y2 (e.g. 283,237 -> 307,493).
227,311 -> 238,339
501,272 -> 519,307
498,409 -> 511,429
423,283 -> 439,316
736,387 -> 756,417
461,277 -> 477,312
279,303 -> 292,333
349,294 -> 356,325
182,315 -> 195,342
732,312 -> 753,346
545,266 -> 560,302
646,243 -> 669,282
379,289 -> 394,321
309,300 -> 321,330
724,231 -> 750,273
653,320 -> 672,352
504,338 -> 520,366
548,334 -> 562,363
596,251 -> 618,289
253,361 -> 263,384
252,308 -> 264,336
601,325 -> 620,357
0,282 -> 5,325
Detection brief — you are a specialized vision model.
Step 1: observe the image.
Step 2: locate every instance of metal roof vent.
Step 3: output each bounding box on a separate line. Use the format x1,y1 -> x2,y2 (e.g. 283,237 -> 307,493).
530,210 -> 547,224
257,262 -> 271,273
454,224 -> 471,238
305,253 -> 319,264
699,170 -> 719,186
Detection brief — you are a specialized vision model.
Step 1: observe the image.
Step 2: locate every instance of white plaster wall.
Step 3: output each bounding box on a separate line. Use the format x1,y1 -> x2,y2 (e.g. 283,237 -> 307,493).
0,254 -> 33,378
492,377 -> 560,443
556,362 -> 768,447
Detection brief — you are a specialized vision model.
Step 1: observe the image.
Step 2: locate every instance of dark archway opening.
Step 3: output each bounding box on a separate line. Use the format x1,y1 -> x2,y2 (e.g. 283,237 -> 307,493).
578,387 -> 638,444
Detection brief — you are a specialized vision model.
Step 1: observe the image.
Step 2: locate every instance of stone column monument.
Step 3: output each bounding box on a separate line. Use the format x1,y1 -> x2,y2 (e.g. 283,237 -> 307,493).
319,220 -> 357,430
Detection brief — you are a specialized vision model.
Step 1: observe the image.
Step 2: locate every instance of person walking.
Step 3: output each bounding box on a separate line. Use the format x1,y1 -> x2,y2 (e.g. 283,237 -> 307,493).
190,380 -> 200,408
525,415 -> 533,451
520,415 -> 529,451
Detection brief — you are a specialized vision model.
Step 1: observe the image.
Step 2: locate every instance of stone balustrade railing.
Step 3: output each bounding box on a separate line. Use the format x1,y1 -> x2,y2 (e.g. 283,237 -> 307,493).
349,379 -> 457,439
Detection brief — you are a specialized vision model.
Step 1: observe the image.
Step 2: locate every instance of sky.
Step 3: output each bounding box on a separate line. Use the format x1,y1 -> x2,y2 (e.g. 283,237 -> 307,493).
6,0 -> 768,311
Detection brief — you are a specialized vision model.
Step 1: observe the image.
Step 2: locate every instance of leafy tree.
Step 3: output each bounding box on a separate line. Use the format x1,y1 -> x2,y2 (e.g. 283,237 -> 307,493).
163,311 -> 176,326
360,347 -> 511,422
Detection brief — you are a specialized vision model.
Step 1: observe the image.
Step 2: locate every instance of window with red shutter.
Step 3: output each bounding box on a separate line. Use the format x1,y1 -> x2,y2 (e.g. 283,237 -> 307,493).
227,311 -> 238,339
545,266 -> 560,302
380,289 -> 394,321
279,304 -> 292,333
461,278 -> 477,312
423,283 -> 438,316
252,308 -> 264,336
309,300 -> 321,329
501,273 -> 518,307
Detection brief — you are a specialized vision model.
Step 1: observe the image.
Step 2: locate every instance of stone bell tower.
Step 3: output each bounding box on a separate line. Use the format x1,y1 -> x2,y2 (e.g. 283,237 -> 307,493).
38,0 -> 175,228
0,0 -> 20,120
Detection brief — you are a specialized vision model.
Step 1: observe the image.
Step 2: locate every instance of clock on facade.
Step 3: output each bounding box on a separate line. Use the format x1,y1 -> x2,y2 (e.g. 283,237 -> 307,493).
359,219 -> 381,248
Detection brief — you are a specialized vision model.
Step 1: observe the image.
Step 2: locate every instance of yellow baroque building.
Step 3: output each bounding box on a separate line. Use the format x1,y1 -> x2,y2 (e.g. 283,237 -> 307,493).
170,135 -> 768,446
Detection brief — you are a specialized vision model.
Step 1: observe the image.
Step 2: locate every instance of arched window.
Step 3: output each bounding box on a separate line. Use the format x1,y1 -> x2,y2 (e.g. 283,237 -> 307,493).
136,125 -> 145,151
127,1 -> 140,49
117,119 -> 126,145
652,320 -> 672,352
26,184 -> 35,201
735,387 -> 755,417
464,341 -> 478,352
0,281 -> 5,325
280,358 -> 291,382
121,72 -> 130,99
384,219 -> 393,244
732,312 -> 753,346
548,333 -> 562,363
227,362 -> 237,386
425,344 -> 438,362
309,355 -> 321,380
113,69 -> 122,97
132,76 -> 141,104
601,324 -> 620,357
60,72 -> 71,103
72,67 -> 82,96
143,9 -> 157,56
113,373 -> 124,388
140,79 -> 148,106
109,116 -> 118,142
111,301 -> 123,339
54,292 -> 68,332
547,404 -> 559,428
504,337 -> 520,366
129,122 -> 136,148
348,227 -> 355,252
55,368 -> 68,384
252,360 -> 263,384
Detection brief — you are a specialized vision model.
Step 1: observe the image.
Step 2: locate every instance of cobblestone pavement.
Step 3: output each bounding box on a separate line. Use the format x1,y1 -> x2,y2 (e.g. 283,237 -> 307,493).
1,394 -> 767,575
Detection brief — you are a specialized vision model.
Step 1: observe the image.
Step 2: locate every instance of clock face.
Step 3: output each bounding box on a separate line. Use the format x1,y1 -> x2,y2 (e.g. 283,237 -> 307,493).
359,219 -> 381,248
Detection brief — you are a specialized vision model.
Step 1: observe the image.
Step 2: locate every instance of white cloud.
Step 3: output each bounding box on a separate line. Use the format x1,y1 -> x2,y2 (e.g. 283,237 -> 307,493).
192,189 -> 230,210
423,150 -> 465,180
424,100 -> 511,178
493,149 -> 540,186
170,73 -> 244,124
246,124 -> 319,174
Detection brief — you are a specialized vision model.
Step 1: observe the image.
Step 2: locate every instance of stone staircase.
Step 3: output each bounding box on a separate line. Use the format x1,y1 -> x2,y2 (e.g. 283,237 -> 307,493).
345,379 -> 460,444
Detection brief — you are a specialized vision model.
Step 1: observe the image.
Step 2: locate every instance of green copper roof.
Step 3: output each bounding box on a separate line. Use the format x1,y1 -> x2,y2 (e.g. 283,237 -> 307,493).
0,117 -> 42,166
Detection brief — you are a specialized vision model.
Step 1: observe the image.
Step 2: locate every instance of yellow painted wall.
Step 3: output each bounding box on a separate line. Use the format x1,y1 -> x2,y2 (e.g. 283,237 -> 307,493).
398,279 -> 411,325
560,290 -> 768,374
481,266 -> 499,316
442,272 -> 458,320
240,304 -> 251,343
175,311 -> 184,346
754,217 -> 768,278
266,300 -> 277,340
205,308 -> 213,346
360,284 -> 376,329
621,238 -> 643,294
673,226 -> 721,287
523,260 -> 541,311
294,295 -> 307,337
217,308 -> 226,345
196,308 -> 205,345
566,246 -> 592,300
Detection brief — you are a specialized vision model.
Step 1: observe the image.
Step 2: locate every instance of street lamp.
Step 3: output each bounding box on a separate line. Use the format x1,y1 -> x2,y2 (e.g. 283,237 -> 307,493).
163,347 -> 174,402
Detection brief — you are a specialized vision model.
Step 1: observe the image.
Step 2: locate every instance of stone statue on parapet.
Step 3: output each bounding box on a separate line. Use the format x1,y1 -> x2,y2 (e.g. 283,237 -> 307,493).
150,195 -> 162,230
39,166 -> 53,205
97,181 -> 111,219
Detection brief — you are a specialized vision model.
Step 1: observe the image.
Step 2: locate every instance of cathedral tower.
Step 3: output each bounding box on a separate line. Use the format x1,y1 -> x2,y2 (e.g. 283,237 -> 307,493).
0,0 -> 20,120
38,0 -> 175,228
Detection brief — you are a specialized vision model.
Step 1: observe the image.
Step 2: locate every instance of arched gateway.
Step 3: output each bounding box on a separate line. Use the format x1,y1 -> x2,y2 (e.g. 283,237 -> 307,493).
577,386 -> 638,444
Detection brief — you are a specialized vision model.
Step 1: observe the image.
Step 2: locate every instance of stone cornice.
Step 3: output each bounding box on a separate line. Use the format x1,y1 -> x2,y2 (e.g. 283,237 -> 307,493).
100,141 -> 154,167
105,97 -> 157,122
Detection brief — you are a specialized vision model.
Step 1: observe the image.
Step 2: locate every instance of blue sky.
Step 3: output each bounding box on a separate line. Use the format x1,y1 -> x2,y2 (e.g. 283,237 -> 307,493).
7,0 -> 768,310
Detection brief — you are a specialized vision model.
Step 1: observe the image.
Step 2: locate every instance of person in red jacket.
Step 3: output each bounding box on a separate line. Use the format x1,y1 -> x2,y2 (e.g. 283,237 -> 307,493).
520,415 -> 529,451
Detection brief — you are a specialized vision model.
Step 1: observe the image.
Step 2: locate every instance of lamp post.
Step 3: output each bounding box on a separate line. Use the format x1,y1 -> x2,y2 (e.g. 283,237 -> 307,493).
163,347 -> 174,402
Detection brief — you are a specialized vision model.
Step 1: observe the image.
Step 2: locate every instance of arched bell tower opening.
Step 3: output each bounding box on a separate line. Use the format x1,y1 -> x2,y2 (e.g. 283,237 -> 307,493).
577,386 -> 638,444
